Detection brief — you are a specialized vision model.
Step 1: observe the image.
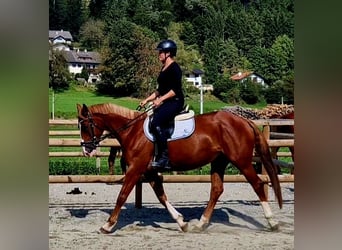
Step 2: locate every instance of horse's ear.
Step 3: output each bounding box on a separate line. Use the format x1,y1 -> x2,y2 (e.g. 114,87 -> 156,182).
76,104 -> 82,113
77,103 -> 88,119
82,104 -> 89,111
81,104 -> 90,117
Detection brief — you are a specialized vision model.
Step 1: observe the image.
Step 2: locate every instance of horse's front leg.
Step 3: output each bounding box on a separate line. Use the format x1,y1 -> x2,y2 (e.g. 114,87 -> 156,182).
147,171 -> 188,232
100,169 -> 142,234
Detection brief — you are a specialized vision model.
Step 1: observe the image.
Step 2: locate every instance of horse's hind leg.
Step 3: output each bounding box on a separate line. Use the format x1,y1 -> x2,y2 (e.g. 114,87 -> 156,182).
195,155 -> 227,231
108,147 -> 116,175
289,146 -> 295,175
120,153 -> 127,174
236,160 -> 279,230
145,171 -> 188,232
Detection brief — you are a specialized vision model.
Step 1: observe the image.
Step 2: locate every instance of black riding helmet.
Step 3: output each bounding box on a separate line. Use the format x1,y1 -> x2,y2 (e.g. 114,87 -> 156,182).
156,39 -> 177,57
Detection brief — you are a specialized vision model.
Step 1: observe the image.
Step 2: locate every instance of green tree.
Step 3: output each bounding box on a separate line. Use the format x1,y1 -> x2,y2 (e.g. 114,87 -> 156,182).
97,20 -> 159,97
227,8 -> 263,54
102,0 -> 129,27
270,34 -> 294,81
132,26 -> 160,97
49,47 -> 71,91
250,34 -> 294,85
249,45 -> 273,84
79,19 -> 106,50
166,22 -> 202,74
239,79 -> 262,105
258,0 -> 294,47
179,21 -> 197,46
215,76 -> 241,104
49,0 -> 68,30
220,38 -> 247,75
263,79 -> 294,104
65,0 -> 87,40
88,0 -> 107,19
203,39 -> 220,87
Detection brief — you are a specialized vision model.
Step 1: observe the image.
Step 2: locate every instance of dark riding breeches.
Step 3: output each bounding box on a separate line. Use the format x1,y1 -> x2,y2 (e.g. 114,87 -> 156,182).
150,99 -> 183,133
150,100 -> 183,159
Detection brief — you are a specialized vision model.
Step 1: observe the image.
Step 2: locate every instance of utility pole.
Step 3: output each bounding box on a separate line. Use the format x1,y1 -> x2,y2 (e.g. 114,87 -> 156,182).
52,89 -> 55,120
199,81 -> 203,114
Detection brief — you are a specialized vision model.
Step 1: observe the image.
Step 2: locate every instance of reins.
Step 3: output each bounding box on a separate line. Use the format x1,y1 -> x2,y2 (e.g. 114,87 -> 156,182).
114,105 -> 152,133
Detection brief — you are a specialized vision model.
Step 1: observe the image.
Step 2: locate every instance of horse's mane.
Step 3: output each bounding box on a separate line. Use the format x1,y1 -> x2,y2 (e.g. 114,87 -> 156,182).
88,103 -> 141,119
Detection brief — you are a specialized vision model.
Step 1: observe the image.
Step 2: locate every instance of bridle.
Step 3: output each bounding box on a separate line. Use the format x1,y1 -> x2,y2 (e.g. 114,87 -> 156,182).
79,112 -> 104,150
79,105 -> 153,150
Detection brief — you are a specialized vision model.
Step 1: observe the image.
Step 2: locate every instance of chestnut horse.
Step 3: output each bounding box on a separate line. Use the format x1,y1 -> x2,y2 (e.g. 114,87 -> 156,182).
77,103 -> 283,234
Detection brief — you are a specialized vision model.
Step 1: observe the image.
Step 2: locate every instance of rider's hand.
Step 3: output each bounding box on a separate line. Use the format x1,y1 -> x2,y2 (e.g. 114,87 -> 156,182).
153,99 -> 162,107
140,100 -> 147,107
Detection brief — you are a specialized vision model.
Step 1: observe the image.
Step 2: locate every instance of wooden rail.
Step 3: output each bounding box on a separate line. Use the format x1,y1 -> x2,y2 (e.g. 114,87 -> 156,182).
49,174 -> 294,183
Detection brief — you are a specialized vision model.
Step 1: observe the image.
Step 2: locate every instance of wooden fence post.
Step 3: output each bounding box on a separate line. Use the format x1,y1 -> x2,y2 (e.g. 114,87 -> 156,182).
96,147 -> 101,174
262,124 -> 270,200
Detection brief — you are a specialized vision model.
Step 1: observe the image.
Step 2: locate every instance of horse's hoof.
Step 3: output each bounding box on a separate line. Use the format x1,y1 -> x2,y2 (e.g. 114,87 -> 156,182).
99,227 -> 111,234
180,222 -> 189,232
187,219 -> 208,233
191,224 -> 206,233
268,219 -> 279,231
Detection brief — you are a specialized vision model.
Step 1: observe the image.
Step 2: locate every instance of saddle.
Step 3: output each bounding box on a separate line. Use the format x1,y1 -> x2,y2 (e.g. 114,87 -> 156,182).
143,105 -> 195,142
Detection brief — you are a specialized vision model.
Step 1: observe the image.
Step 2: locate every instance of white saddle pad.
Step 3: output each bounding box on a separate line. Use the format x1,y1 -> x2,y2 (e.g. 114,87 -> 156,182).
143,116 -> 195,142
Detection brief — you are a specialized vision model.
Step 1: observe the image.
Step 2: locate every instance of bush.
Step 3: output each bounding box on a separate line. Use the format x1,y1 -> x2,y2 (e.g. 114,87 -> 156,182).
49,157 -> 127,175
49,159 -> 98,175
263,80 -> 294,104
239,79 -> 262,104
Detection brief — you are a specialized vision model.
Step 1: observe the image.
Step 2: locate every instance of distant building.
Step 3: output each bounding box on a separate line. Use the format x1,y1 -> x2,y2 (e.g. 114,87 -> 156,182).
230,71 -> 267,87
62,49 -> 102,83
185,69 -> 213,91
49,30 -> 73,51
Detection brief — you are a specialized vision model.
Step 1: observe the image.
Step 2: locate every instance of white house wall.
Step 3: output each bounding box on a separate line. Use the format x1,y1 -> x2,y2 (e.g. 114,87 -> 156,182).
185,76 -> 202,87
68,64 -> 83,74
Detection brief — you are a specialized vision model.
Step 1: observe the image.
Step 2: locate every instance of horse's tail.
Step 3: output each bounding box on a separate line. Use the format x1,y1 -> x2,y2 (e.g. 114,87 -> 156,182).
247,120 -> 283,209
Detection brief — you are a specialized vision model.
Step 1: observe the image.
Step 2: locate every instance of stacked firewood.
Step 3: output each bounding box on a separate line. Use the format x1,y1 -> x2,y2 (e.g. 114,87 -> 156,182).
255,104 -> 294,119
222,106 -> 260,120
222,104 -> 294,120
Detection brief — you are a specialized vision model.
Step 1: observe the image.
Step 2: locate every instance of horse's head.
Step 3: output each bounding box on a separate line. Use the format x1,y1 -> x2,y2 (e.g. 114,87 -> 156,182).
77,103 -> 105,157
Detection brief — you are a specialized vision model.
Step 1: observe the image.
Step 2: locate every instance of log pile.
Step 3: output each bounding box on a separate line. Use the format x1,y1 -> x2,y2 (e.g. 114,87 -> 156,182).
255,104 -> 294,119
222,104 -> 294,120
222,106 -> 260,120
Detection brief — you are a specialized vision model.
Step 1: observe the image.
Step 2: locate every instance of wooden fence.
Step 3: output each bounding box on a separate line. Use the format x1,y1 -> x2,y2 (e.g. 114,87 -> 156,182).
49,118 -> 294,207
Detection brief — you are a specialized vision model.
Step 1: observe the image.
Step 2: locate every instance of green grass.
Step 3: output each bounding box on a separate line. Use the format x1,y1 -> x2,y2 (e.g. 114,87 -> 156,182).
49,85 -> 267,119
49,85 -> 142,119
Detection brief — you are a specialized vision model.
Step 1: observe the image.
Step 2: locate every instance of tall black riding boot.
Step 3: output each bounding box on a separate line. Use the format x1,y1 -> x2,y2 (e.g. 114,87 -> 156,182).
151,126 -> 171,171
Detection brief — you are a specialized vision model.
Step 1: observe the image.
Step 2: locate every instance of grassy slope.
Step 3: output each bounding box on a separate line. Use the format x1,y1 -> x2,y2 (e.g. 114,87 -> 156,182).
49,85 -> 266,119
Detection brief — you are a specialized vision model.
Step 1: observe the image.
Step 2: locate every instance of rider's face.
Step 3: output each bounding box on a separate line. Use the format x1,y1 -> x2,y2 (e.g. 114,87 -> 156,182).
158,51 -> 170,63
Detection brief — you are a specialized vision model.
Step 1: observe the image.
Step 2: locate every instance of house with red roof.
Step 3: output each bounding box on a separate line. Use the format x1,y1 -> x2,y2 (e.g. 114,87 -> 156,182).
230,71 -> 267,87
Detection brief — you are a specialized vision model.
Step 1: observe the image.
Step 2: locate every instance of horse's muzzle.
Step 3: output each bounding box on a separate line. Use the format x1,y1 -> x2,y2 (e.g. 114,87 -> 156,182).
81,141 -> 97,157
